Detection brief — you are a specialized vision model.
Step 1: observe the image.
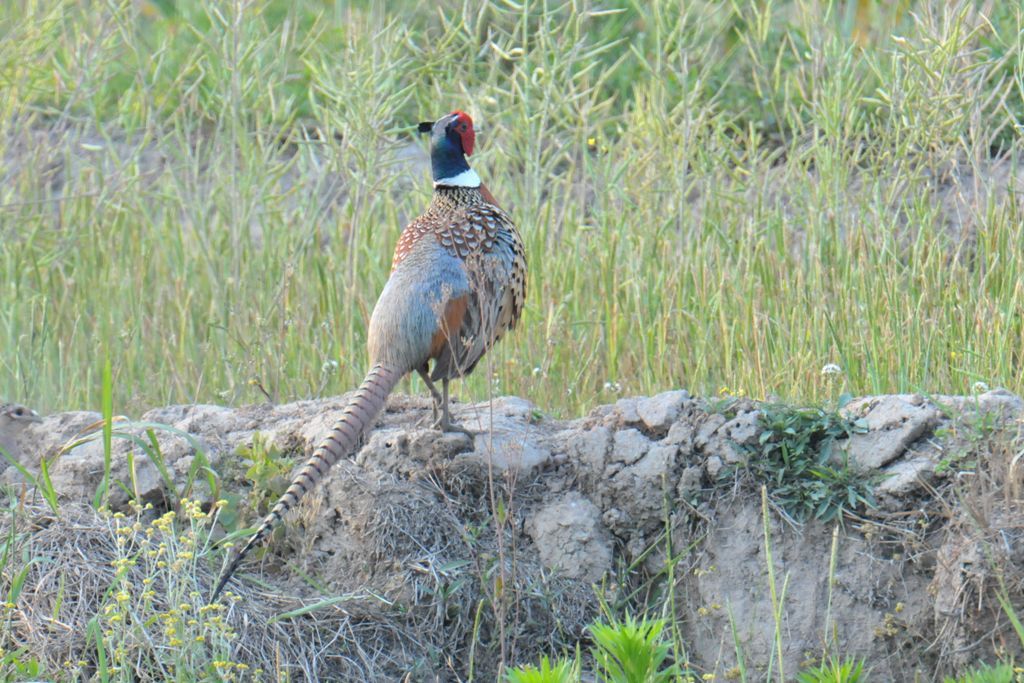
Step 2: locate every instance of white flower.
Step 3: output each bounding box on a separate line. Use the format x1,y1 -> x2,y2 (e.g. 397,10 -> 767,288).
532,366 -> 542,376
321,360 -> 339,373
972,381 -> 989,394
821,363 -> 842,376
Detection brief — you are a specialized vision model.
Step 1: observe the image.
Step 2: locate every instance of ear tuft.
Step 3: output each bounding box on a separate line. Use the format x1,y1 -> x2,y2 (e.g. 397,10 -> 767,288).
417,121 -> 433,133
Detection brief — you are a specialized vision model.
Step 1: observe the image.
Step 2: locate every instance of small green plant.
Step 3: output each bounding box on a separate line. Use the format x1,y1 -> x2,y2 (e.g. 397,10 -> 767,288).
504,655 -> 580,683
212,432 -> 297,535
740,404 -> 874,522
0,649 -> 43,680
229,433 -> 296,523
796,656 -> 866,683
589,614 -> 680,683
504,615 -> 680,683
943,662 -> 1023,683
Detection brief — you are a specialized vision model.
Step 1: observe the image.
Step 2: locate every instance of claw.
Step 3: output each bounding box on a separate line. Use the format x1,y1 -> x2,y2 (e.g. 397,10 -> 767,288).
433,413 -> 474,437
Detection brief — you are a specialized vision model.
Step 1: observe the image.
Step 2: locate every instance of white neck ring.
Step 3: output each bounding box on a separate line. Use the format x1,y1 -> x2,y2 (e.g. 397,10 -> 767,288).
434,168 -> 481,187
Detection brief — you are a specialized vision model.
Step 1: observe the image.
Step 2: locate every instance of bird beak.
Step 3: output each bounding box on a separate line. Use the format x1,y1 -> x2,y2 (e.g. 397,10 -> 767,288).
417,121 -> 434,134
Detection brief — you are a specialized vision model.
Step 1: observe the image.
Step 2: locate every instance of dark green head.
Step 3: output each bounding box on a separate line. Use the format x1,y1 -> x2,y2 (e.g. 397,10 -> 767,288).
418,110 -> 478,185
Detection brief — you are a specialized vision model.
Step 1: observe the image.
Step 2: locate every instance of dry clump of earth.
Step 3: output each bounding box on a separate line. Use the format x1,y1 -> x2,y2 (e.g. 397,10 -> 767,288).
0,388 -> 1022,680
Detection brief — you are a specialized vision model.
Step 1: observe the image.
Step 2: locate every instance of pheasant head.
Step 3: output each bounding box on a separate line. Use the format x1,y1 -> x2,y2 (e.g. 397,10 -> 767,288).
418,110 -> 479,188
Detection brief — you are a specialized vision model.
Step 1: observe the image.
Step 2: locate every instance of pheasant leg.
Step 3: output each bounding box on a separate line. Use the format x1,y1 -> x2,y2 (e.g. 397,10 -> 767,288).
416,366 -> 443,426
437,378 -> 473,436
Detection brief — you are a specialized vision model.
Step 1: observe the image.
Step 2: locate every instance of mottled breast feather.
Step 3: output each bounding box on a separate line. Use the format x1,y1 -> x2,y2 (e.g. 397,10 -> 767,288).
390,214 -> 432,270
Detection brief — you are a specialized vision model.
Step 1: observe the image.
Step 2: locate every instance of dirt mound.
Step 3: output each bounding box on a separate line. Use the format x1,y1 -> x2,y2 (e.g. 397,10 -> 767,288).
0,389 -> 1022,680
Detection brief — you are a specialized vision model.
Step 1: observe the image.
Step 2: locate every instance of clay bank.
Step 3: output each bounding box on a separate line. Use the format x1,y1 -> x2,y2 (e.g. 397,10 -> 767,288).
0,388 -> 1022,681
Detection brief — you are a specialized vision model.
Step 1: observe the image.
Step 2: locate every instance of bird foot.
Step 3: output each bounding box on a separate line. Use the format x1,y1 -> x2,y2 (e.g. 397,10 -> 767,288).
432,415 -> 474,438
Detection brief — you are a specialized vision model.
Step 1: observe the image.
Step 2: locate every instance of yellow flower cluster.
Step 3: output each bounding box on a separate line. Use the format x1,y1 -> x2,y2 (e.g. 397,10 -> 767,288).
211,660 -> 265,682
93,498 -> 242,674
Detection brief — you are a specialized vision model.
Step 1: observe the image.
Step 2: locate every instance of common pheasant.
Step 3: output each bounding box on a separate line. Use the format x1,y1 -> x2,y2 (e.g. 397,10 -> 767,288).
212,111 -> 526,600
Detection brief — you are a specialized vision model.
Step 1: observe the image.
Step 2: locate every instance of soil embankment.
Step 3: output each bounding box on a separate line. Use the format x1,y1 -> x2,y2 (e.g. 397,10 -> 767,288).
1,389 -> 1022,680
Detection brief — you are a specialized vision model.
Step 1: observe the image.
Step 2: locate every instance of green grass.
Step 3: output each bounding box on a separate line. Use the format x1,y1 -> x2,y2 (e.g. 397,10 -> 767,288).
2,0 -> 1023,417
503,614 -> 680,683
795,656 -> 866,683
944,662 -> 1024,683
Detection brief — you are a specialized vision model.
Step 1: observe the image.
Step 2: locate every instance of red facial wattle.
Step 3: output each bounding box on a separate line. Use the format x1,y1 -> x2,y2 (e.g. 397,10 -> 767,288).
451,110 -> 475,156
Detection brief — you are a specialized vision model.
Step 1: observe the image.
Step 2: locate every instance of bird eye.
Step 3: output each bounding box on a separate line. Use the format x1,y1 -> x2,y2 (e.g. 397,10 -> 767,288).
12,408 -> 23,416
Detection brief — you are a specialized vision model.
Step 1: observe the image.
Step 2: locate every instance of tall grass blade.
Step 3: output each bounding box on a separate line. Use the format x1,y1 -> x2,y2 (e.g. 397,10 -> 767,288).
93,357 -> 114,510
762,486 -> 787,682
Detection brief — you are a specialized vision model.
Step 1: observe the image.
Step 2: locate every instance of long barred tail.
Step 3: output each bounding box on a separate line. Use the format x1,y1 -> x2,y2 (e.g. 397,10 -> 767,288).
211,364 -> 402,601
